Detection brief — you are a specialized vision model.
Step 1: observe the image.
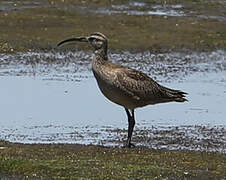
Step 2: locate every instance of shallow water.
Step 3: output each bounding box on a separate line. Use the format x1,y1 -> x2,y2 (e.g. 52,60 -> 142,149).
0,50 -> 226,152
0,0 -> 184,16
0,0 -> 49,11
89,3 -> 185,17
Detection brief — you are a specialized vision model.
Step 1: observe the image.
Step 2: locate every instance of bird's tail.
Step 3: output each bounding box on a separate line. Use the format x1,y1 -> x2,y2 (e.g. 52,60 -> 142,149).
163,86 -> 188,102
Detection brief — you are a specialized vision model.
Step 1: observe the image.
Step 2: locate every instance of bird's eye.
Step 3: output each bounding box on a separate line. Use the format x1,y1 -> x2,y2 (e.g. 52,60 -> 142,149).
96,39 -> 103,45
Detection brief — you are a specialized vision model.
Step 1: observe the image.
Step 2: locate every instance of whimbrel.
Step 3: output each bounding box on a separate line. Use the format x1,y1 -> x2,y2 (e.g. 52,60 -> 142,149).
57,32 -> 187,148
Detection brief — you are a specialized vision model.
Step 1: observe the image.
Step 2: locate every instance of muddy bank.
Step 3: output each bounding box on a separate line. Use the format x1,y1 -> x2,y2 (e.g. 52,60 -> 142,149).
0,0 -> 226,53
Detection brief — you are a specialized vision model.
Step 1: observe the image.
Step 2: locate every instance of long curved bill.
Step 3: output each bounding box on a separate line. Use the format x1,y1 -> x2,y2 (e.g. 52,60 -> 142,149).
57,37 -> 88,47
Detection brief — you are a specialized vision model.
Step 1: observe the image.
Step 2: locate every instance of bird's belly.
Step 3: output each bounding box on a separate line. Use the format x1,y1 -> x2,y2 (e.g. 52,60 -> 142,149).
95,78 -> 138,109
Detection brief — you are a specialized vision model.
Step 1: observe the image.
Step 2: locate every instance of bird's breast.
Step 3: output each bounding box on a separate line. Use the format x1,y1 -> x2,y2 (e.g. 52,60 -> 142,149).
91,66 -> 140,109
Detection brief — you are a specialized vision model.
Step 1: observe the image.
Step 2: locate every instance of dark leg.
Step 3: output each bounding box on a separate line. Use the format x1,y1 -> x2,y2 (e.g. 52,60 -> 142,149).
124,108 -> 135,148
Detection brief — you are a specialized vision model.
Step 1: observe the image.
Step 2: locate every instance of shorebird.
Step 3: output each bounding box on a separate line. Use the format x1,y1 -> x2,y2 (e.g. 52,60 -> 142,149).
57,32 -> 187,148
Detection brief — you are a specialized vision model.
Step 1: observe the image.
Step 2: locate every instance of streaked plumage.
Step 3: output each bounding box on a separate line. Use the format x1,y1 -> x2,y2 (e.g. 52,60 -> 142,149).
57,32 -> 187,147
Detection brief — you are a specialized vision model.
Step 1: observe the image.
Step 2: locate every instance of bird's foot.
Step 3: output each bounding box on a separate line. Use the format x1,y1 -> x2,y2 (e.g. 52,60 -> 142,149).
123,142 -> 135,148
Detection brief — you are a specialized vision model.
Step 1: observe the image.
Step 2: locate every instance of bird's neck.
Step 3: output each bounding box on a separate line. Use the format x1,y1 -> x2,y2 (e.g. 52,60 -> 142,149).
92,52 -> 107,67
92,46 -> 108,76
92,48 -> 108,73
94,46 -> 108,61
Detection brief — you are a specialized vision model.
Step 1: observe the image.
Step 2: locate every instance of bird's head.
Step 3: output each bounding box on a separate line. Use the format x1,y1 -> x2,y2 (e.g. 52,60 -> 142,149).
57,32 -> 108,51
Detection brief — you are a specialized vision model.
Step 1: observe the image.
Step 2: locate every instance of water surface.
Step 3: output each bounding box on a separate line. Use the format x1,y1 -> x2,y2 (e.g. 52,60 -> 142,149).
0,50 -> 225,152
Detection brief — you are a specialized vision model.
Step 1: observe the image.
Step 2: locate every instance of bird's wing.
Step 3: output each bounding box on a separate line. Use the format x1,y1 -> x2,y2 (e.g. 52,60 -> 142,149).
115,67 -> 165,101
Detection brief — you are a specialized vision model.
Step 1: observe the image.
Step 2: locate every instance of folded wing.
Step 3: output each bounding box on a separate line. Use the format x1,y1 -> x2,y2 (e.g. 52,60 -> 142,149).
115,67 -> 187,104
